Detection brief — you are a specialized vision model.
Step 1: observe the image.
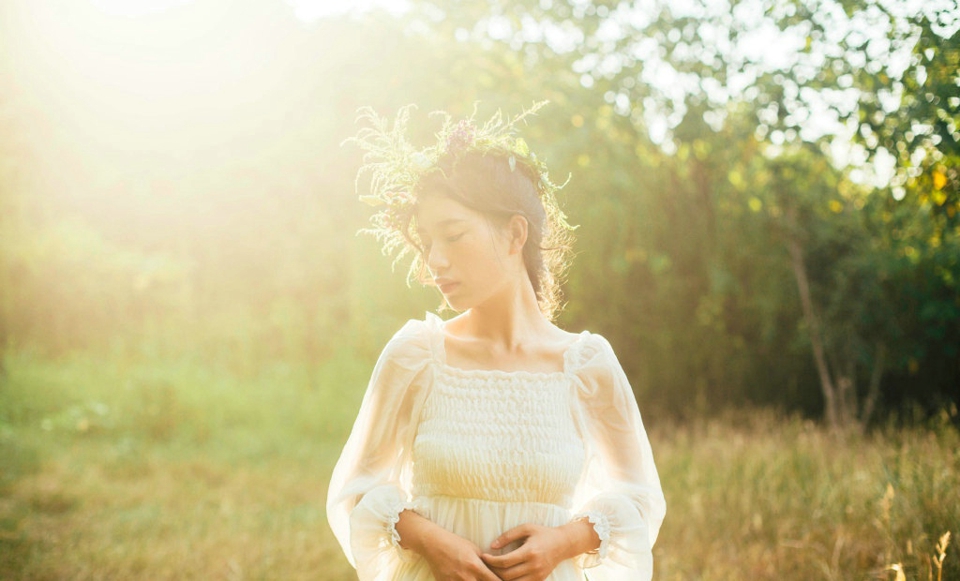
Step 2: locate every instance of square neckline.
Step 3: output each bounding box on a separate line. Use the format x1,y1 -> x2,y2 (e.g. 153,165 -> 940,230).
424,312 -> 590,379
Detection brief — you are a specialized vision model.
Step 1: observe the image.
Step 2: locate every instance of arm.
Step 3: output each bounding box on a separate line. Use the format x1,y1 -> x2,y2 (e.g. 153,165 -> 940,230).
396,510 -> 501,581
567,336 -> 666,579
326,322 -> 432,576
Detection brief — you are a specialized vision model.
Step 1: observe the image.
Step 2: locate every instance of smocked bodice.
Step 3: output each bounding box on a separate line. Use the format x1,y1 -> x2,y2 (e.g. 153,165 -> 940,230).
411,365 -> 585,507
326,313 -> 666,581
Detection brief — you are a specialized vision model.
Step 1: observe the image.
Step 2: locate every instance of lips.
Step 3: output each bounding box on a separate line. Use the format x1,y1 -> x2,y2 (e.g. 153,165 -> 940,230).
435,279 -> 460,294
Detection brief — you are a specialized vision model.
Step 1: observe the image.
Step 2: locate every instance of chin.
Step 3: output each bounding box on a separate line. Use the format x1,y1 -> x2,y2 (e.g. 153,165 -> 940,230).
443,298 -> 469,312
440,292 -> 475,313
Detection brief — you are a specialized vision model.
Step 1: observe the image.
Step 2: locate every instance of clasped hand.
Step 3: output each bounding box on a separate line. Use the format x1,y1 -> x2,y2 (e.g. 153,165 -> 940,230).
481,523 -> 570,581
424,523 -> 569,581
402,507 -> 597,581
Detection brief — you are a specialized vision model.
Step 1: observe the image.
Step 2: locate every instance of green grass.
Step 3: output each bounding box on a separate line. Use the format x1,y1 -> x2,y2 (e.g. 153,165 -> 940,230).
0,349 -> 956,580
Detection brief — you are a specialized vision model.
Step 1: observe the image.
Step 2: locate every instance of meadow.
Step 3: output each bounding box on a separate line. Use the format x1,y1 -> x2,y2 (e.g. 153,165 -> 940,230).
1,348 -> 956,581
2,2 -> 958,579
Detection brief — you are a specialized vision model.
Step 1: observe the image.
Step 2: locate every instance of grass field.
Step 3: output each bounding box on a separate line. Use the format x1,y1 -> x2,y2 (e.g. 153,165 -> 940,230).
1,348 -> 956,580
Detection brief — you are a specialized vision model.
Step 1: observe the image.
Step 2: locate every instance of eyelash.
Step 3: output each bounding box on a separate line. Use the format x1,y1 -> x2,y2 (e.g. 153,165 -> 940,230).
420,232 -> 464,253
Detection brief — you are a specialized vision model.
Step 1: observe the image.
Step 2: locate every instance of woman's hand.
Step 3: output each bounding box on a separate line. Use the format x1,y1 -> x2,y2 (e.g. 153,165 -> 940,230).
423,531 -> 501,581
480,520 -> 600,581
395,509 -> 500,581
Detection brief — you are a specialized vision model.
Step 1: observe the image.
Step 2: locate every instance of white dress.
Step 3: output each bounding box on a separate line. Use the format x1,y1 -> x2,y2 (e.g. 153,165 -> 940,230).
326,314 -> 665,581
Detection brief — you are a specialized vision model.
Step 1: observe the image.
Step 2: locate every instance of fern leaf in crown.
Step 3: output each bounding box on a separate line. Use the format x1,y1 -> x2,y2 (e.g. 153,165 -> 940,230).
346,101 -> 574,281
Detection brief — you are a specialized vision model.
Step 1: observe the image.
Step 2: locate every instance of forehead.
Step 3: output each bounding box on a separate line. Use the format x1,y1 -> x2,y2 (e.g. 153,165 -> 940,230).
415,195 -> 482,231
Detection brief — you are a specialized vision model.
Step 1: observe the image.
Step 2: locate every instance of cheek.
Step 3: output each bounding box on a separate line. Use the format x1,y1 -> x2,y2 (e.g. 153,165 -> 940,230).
453,241 -> 498,273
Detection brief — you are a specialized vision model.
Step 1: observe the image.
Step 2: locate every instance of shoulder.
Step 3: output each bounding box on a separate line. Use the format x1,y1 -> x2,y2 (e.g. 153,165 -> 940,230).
567,330 -> 618,370
366,315 -> 444,395
378,313 -> 443,364
568,331 -> 631,400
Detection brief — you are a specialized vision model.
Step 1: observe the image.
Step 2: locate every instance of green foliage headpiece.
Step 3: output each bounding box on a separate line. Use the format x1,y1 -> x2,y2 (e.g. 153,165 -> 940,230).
347,101 -> 574,281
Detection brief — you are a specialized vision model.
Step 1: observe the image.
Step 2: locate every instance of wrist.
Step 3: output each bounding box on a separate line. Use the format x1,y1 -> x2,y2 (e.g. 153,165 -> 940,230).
559,518 -> 601,560
395,510 -> 456,558
395,509 -> 429,555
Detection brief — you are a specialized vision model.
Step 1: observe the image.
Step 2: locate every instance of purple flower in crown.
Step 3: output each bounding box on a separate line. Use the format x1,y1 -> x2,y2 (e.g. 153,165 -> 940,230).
378,205 -> 407,232
387,190 -> 415,208
446,120 -> 477,154
376,192 -> 408,229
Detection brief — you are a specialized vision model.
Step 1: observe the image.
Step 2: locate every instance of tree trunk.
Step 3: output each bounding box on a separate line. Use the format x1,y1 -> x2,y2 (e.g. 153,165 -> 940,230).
860,343 -> 886,427
785,216 -> 840,430
838,342 -> 858,426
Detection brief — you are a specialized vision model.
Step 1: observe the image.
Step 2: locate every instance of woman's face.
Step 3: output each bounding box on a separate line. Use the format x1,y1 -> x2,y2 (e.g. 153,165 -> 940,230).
415,195 -> 523,312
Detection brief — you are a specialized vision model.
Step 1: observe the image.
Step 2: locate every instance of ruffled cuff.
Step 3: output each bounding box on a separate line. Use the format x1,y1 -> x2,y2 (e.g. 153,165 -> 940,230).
349,485 -> 419,576
572,510 -> 611,568
572,493 -> 652,575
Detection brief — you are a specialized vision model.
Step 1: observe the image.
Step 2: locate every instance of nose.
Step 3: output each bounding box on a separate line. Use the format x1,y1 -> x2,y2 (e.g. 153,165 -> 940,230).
426,243 -> 449,274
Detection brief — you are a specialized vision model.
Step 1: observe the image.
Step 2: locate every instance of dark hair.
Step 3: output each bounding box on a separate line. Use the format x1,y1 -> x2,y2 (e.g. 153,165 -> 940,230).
410,151 -> 573,320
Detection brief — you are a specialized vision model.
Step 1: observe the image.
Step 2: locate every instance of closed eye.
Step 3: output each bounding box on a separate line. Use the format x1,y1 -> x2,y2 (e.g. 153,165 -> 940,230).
446,232 -> 466,243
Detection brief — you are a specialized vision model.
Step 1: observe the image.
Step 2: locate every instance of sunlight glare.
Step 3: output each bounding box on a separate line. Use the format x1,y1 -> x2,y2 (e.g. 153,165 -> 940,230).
10,0 -> 321,223
91,0 -> 195,17
286,0 -> 410,23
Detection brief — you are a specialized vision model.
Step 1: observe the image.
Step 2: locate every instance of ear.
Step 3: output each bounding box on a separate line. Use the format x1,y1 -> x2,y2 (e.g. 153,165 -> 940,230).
506,214 -> 528,255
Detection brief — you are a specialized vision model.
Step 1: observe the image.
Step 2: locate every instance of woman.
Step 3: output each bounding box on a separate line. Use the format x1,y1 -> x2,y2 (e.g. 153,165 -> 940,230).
327,104 -> 666,581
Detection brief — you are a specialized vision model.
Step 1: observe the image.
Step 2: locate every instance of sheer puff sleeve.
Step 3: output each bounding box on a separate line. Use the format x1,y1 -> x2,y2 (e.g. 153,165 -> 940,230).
326,318 -> 435,578
568,334 -> 666,581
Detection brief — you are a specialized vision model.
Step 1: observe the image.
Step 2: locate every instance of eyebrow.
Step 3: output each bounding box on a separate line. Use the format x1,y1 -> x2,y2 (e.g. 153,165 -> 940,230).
417,218 -> 467,234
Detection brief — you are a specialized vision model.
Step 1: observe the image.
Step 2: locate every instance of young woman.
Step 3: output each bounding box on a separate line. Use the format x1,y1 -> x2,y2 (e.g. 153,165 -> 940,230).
327,104 -> 665,581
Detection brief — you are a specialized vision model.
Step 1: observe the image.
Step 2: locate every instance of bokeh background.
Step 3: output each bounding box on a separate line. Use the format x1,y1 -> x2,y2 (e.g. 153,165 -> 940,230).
1,0 -> 958,579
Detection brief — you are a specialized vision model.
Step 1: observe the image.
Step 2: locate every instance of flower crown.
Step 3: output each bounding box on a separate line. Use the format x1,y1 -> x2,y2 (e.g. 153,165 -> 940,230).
347,101 -> 574,281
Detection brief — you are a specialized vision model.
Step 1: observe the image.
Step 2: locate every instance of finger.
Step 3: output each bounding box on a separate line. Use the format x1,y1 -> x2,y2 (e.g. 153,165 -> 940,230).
477,562 -> 503,581
494,562 -> 534,581
481,552 -> 516,569
490,524 -> 531,550
482,542 -> 532,569
482,553 -> 533,580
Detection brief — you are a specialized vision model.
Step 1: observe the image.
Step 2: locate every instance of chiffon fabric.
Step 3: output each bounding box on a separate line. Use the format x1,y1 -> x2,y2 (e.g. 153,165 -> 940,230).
326,314 -> 665,581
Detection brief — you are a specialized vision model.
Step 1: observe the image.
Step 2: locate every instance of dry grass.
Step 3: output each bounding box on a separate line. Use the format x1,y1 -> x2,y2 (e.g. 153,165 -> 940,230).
652,411 -> 959,580
0,350 -> 956,580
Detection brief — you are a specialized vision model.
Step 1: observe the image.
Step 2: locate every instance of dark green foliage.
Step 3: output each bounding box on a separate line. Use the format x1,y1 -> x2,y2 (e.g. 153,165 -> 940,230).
0,0 -> 957,423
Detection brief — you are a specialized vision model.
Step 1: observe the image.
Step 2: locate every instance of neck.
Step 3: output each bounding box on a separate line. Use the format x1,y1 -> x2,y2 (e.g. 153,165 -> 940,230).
461,276 -> 551,350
